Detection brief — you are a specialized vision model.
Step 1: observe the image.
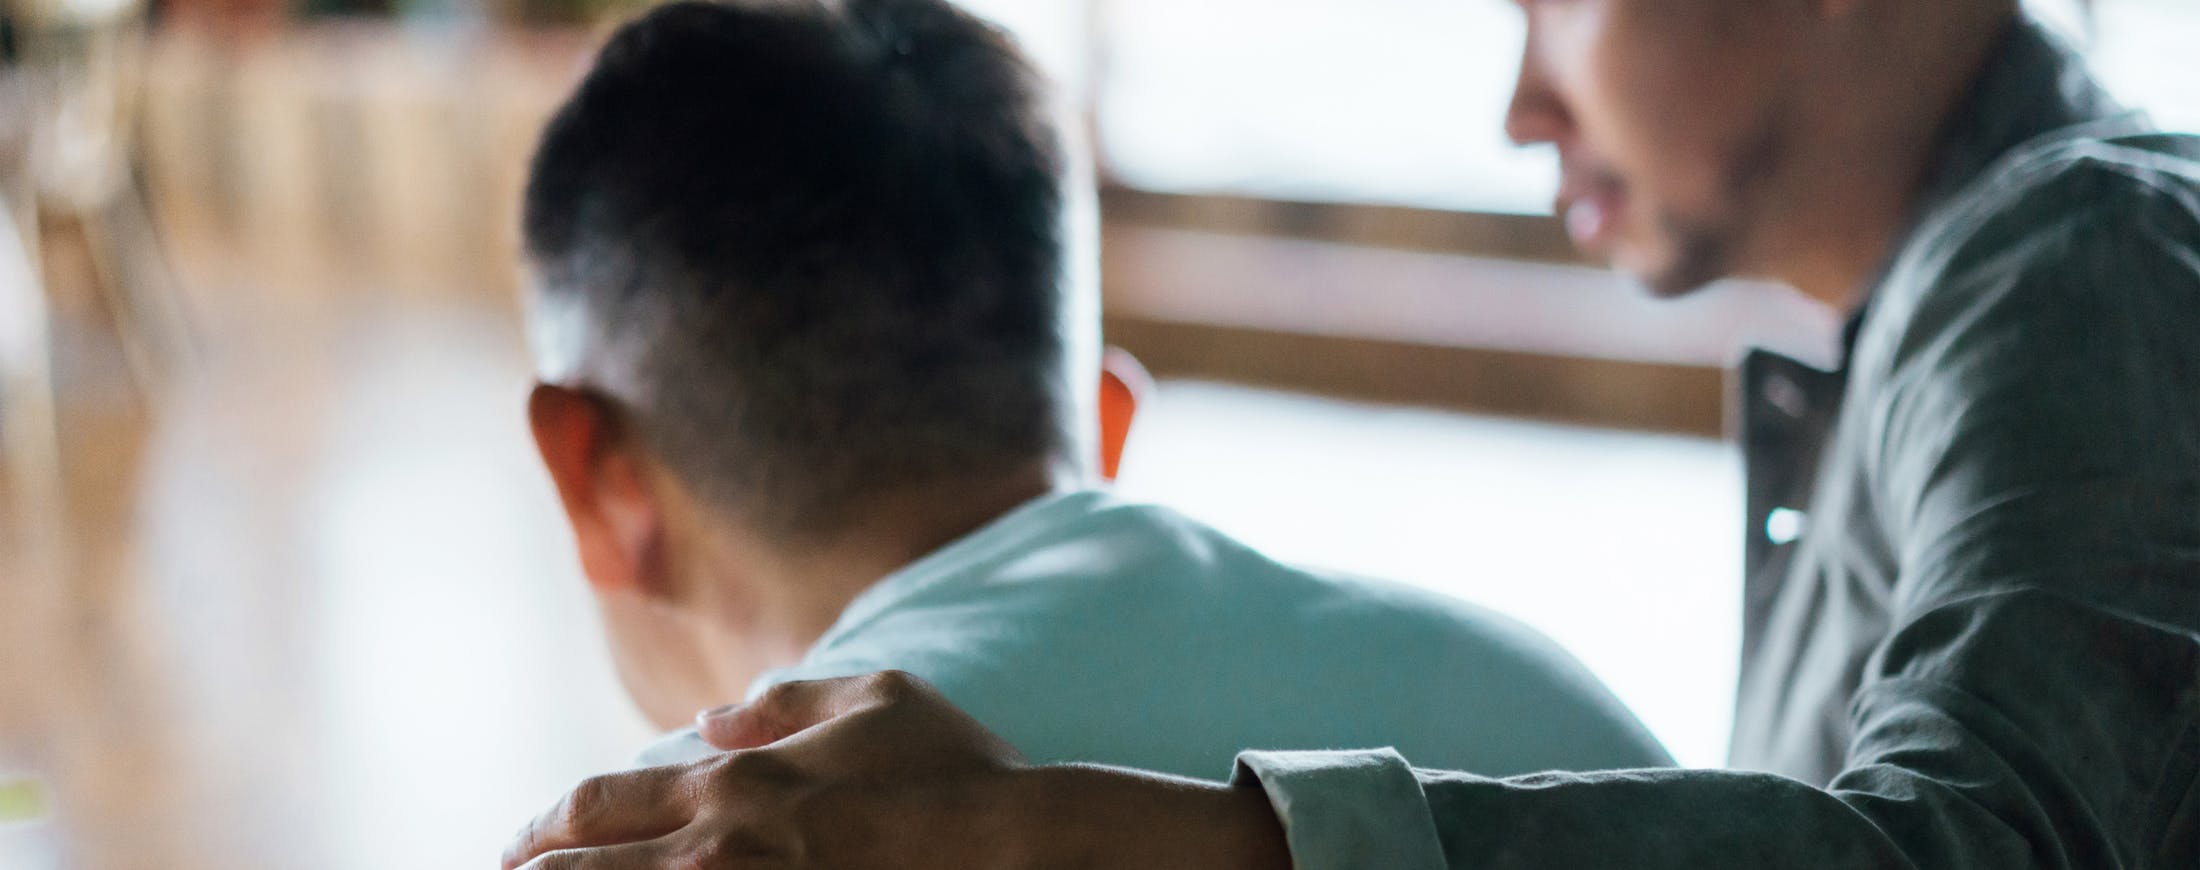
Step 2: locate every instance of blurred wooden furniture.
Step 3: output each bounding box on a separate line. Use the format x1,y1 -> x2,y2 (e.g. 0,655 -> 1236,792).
1,6 -> 68,592
122,23 -> 1833,439
10,0 -> 194,398
135,24 -> 593,312
2,183 -> 69,590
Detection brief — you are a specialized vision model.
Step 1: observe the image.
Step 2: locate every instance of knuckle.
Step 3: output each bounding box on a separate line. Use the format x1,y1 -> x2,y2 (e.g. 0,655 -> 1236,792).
560,774 -> 616,830
706,748 -> 794,789
748,681 -> 807,729
674,840 -> 729,870
864,669 -> 923,701
678,830 -> 764,869
756,678 -> 810,709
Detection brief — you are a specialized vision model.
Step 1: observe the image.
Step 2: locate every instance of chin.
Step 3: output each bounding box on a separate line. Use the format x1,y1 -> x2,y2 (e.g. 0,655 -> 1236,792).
1611,250 -> 1707,299
1622,233 -> 1735,299
1638,270 -> 1719,299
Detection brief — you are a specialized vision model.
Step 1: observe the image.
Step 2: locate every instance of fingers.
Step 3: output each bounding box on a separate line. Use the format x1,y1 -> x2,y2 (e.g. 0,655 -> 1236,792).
698,670 -> 926,750
503,766 -> 697,870
515,840 -> 674,870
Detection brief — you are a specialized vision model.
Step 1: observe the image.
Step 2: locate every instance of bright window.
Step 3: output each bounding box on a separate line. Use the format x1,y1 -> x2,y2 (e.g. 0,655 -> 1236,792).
1076,0 -> 2200,220
1095,0 -> 1553,215
2089,0 -> 2200,132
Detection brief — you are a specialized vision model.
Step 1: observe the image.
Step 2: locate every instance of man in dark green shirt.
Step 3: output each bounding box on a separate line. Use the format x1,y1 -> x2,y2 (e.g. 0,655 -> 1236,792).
506,1 -> 2199,867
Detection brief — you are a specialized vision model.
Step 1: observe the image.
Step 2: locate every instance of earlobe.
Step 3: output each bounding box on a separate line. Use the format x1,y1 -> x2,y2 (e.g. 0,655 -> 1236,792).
528,383 -> 666,595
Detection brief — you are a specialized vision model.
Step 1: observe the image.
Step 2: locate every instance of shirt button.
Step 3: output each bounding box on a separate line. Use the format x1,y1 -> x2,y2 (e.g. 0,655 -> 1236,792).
1765,507 -> 1808,545
1762,372 -> 1811,419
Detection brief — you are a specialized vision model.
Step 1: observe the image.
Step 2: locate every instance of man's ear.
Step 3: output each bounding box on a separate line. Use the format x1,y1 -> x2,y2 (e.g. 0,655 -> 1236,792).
528,383 -> 667,596
1097,347 -> 1150,482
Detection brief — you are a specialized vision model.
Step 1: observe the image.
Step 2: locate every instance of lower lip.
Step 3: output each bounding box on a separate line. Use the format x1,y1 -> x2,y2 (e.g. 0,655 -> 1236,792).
1564,189 -> 1624,250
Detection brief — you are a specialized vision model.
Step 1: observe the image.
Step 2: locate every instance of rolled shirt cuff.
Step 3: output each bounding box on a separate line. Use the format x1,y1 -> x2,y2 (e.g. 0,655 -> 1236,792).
1231,748 -> 1448,870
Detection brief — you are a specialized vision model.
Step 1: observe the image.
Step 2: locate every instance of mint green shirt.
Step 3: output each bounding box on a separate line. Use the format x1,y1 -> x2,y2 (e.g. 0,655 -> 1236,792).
636,489 -> 1671,779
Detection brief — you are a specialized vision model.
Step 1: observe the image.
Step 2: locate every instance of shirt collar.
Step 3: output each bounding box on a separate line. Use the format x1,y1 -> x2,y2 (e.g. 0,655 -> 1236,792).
762,488 -> 1111,680
1911,16 -> 2130,217
1837,16 -> 2132,367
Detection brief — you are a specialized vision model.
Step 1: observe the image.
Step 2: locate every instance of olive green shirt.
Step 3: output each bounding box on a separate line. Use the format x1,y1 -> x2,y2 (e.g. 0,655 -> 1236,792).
1234,19 -> 2200,869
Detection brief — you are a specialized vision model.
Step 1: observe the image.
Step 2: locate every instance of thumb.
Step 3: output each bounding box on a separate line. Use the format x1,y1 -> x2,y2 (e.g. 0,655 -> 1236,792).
697,672 -> 893,750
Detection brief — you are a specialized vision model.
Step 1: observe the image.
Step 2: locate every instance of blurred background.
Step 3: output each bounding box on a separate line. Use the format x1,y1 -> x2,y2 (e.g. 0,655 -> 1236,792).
0,0 -> 2192,866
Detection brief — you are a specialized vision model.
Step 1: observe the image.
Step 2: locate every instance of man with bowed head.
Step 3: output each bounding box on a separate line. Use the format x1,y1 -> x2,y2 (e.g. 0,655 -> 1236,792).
510,0 -> 2200,866
507,0 -> 1674,866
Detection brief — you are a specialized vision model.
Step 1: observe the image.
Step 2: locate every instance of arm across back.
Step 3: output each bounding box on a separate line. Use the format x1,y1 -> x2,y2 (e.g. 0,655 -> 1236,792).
1236,166 -> 2200,870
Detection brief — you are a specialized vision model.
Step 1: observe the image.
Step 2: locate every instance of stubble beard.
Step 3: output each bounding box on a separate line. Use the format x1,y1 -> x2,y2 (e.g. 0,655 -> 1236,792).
1633,96 -> 1794,299
1639,210 -> 1743,298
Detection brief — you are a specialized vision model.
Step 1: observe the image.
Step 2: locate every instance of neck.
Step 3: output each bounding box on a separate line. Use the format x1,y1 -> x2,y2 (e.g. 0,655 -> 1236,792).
686,461 -> 1067,703
1770,0 -> 2018,312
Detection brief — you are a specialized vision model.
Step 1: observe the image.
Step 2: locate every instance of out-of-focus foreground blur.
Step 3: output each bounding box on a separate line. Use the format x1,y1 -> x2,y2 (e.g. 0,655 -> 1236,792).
0,0 -> 2192,867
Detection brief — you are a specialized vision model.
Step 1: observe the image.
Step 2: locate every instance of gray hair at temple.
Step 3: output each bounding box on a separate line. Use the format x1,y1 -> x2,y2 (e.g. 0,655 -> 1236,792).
520,0 -> 1096,542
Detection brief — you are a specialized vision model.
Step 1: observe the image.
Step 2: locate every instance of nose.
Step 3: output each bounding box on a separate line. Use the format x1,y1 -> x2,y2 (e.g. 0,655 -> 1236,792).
1503,43 -> 1569,148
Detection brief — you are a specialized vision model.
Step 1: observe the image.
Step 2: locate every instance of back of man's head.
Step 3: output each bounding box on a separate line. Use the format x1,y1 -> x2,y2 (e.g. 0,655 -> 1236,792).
523,0 -> 1071,542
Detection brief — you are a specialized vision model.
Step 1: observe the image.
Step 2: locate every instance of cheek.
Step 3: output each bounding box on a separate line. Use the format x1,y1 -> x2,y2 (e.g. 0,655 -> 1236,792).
1579,7 -> 1787,210
1596,67 -> 1722,197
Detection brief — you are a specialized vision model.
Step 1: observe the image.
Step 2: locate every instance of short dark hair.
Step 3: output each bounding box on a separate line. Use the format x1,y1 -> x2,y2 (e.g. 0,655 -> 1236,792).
523,0 -> 1068,540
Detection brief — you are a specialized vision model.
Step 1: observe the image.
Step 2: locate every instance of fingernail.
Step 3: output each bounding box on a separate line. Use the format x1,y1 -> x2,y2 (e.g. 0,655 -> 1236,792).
696,703 -> 740,723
